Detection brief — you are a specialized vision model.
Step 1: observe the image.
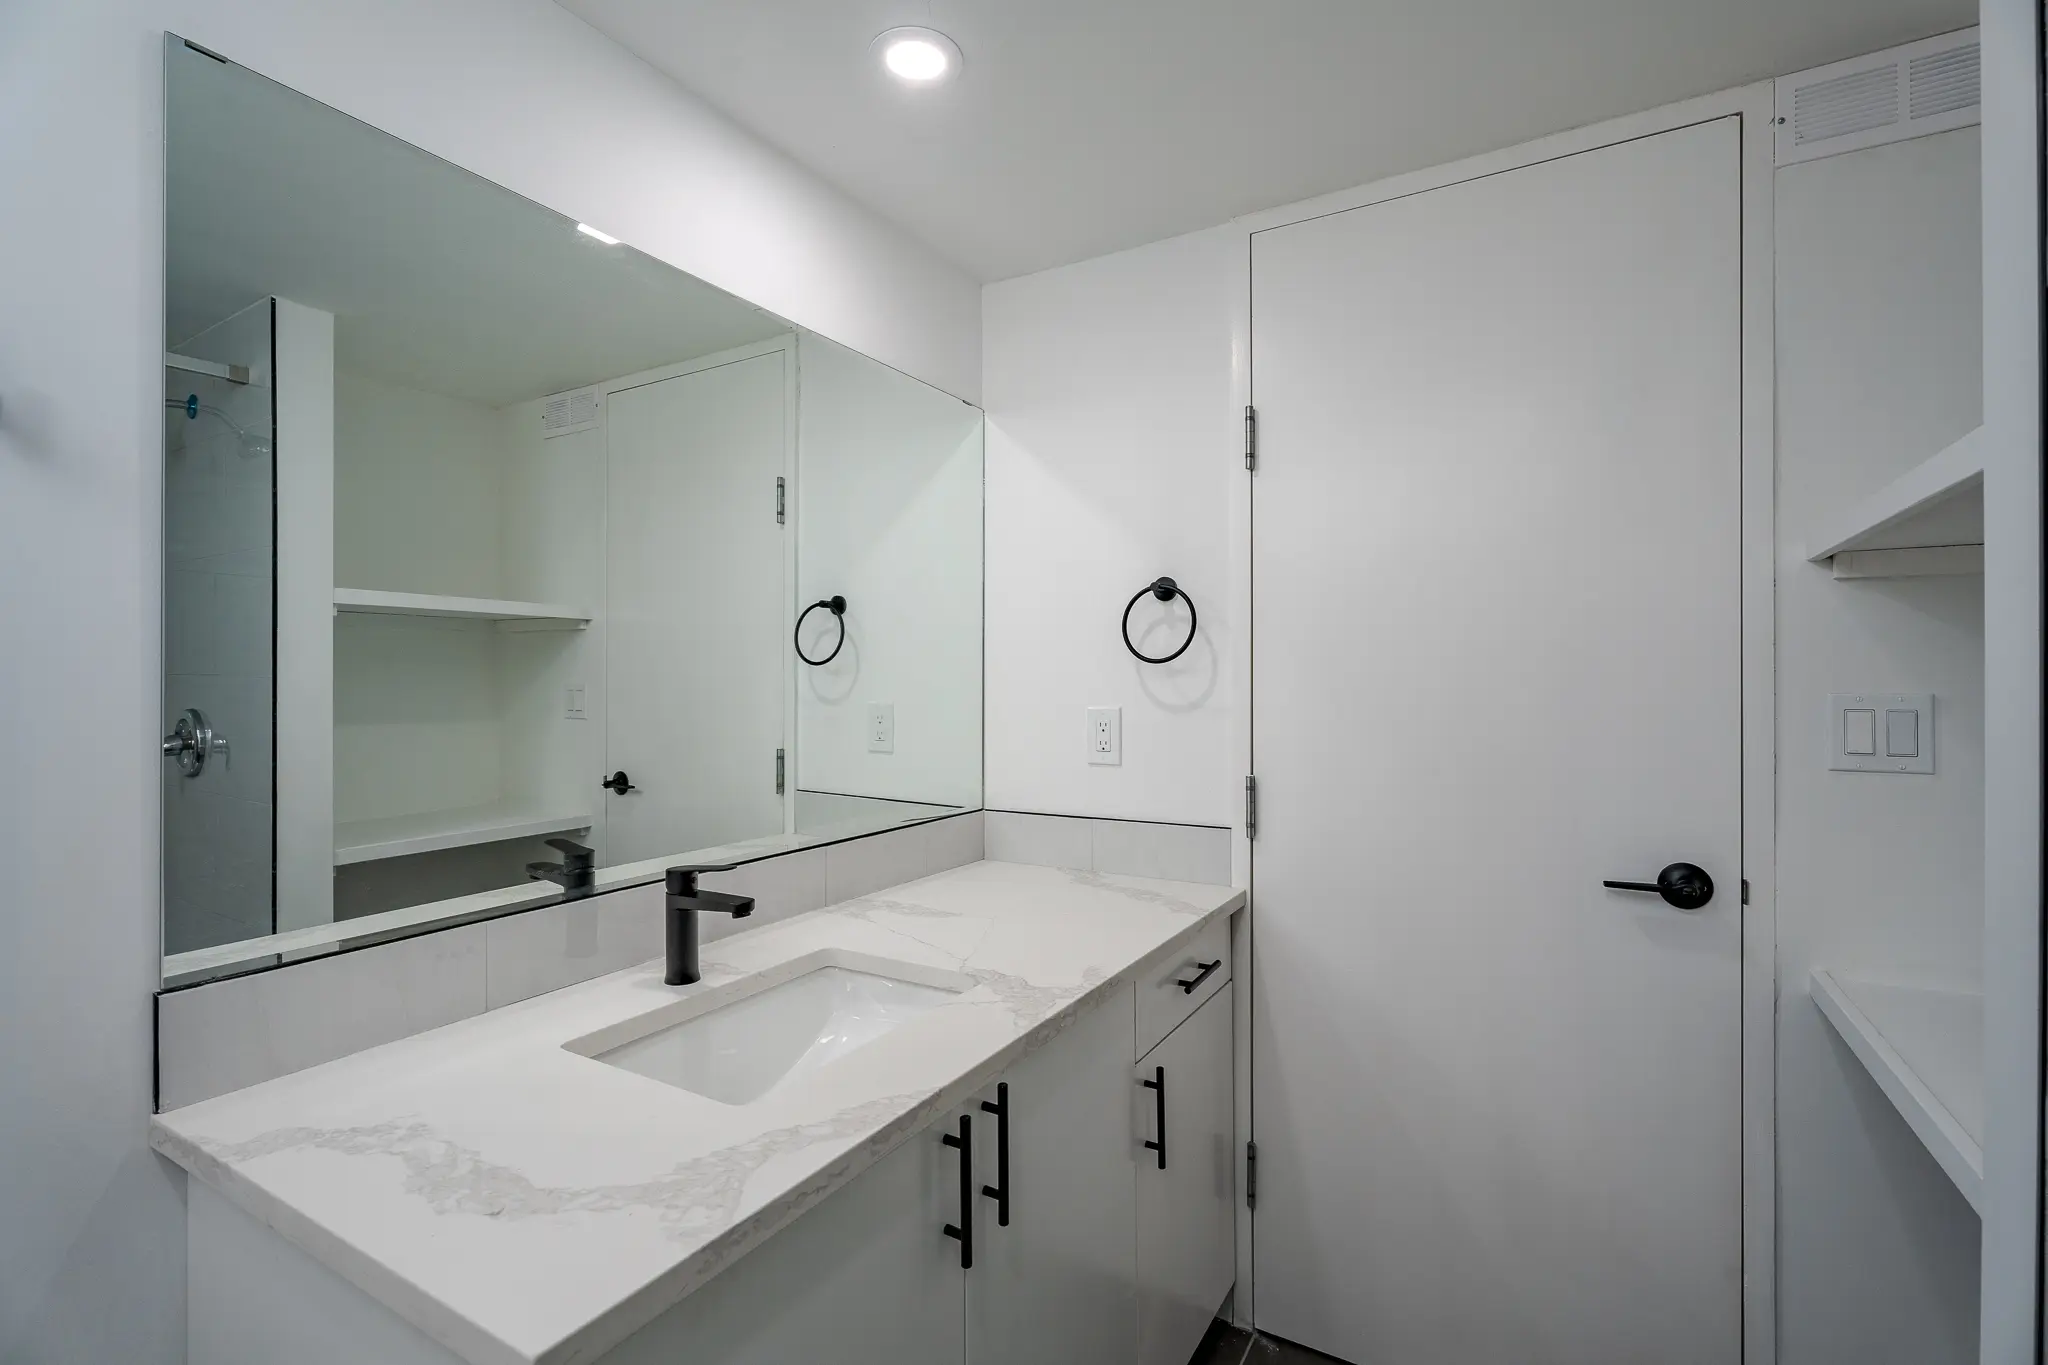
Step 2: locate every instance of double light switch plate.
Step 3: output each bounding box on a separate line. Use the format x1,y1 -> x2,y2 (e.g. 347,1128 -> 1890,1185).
1828,693 -> 1933,774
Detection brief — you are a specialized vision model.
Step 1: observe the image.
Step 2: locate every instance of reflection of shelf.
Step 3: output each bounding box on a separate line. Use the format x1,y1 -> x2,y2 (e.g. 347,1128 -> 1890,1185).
1810,969 -> 1984,1212
333,587 -> 589,629
1805,428 -> 1984,576
334,802 -> 593,865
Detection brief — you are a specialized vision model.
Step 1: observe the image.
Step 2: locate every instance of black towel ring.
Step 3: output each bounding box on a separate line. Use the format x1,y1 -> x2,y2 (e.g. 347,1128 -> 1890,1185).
795,595 -> 848,666
1122,577 -> 1198,665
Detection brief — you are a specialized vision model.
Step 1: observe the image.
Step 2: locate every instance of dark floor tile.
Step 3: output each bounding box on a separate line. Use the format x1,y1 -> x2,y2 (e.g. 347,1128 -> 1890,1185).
1187,1318 -> 1256,1365
1245,1330 -> 1351,1364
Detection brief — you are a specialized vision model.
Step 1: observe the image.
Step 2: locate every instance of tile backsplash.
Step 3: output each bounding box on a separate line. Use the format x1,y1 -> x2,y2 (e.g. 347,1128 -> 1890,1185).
157,812 -> 985,1110
984,810 -> 1232,886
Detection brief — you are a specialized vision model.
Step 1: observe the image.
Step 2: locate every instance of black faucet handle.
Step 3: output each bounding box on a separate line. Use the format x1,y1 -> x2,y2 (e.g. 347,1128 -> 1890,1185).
665,863 -> 741,896
547,837 -> 595,869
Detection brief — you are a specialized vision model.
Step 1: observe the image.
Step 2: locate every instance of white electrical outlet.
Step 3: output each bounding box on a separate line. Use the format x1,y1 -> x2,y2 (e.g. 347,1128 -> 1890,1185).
867,703 -> 895,754
1087,707 -> 1121,766
564,684 -> 587,720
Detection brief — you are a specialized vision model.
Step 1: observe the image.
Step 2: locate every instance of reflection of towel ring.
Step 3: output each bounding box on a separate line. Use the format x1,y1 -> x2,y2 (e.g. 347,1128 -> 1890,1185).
795,595 -> 848,666
1122,577 -> 1197,665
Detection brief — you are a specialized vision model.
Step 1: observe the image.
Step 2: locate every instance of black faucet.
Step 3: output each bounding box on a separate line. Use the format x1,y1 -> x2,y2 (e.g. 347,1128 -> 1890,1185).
665,864 -> 754,985
526,838 -> 596,895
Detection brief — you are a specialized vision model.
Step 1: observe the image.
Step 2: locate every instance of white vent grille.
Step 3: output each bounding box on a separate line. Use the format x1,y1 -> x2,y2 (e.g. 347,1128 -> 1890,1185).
1908,44 -> 1980,120
1776,28 -> 1979,166
542,386 -> 601,438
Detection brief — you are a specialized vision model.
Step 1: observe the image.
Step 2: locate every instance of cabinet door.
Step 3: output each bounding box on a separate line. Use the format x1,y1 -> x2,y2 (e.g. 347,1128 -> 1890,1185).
966,990 -> 1140,1365
1136,983 -> 1236,1365
604,1117 -> 965,1365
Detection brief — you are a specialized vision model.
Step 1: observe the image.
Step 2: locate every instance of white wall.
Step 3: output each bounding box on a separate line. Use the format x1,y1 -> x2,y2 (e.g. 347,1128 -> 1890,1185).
796,333 -> 984,810
1976,3 -> 2044,1359
273,299 -> 335,932
335,371 -> 507,599
1773,127 -> 1984,1364
982,227 -> 1242,827
498,393 -> 608,860
0,2 -> 977,1359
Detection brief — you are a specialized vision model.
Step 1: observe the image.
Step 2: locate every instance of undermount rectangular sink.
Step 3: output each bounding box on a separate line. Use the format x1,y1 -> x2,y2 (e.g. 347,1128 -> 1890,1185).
582,960 -> 965,1106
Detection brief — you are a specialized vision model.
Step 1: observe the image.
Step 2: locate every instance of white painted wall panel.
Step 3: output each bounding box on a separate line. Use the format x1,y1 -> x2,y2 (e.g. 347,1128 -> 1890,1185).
1774,127 -> 1984,1365
982,228 -> 1241,826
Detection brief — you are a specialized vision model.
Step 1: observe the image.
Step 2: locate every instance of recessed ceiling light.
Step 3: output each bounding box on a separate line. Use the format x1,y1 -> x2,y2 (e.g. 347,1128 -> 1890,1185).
872,26 -> 961,86
576,223 -> 621,245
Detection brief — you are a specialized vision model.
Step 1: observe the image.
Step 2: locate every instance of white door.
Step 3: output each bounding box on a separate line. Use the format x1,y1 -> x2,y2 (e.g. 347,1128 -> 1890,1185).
1137,985 -> 1236,1365
1250,119 -> 1743,1363
605,351 -> 787,865
605,1114 -> 966,1365
967,989 -> 1138,1365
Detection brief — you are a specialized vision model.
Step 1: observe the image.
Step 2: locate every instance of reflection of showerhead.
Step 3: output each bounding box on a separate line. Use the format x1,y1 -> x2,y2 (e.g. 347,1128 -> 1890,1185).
166,394 -> 271,458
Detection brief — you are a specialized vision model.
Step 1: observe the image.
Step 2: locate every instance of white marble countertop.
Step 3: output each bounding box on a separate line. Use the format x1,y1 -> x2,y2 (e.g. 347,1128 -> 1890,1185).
151,860 -> 1244,1365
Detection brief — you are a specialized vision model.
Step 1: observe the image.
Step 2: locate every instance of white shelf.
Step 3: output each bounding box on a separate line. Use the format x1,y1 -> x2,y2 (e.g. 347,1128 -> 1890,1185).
334,802 -> 594,866
1810,969 -> 1984,1213
1805,427 -> 1985,568
334,587 -> 590,629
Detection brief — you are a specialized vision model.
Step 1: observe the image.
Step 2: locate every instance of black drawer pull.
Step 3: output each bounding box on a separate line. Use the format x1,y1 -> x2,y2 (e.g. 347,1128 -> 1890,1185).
1175,959 -> 1222,994
942,1114 -> 972,1269
1141,1065 -> 1166,1170
980,1082 -> 1010,1227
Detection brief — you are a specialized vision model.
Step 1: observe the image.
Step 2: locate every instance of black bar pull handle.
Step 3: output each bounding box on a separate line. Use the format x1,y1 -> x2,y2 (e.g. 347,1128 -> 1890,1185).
980,1082 -> 1010,1227
942,1114 -> 973,1269
1176,959 -> 1222,994
1141,1065 -> 1166,1170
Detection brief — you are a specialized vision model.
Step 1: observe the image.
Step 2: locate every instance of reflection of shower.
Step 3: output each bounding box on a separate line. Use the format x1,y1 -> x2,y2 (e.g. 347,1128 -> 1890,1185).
165,392 -> 271,457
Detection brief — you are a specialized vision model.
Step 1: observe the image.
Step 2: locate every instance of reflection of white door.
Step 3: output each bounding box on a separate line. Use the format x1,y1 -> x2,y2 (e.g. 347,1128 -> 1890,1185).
1250,120 -> 1743,1363
604,349 -> 787,865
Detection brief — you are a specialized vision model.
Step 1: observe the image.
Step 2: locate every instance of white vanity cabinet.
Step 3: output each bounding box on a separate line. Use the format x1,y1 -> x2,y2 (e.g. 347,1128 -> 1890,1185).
617,989 -> 1144,1365
1135,983 -> 1238,1365
965,989 -> 1140,1365
604,1115 -> 965,1365
181,916 -> 1239,1365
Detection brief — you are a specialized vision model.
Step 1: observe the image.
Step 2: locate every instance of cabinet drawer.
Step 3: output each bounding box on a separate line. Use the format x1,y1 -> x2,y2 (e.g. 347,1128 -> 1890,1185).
1134,914 -> 1230,1060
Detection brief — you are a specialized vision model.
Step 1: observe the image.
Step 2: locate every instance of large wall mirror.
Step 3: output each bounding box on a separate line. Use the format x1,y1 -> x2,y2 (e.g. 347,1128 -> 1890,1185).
161,38 -> 983,986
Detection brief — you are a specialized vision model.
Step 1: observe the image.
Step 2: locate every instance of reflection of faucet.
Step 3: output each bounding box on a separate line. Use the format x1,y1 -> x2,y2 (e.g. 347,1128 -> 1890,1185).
665,865 -> 754,985
527,838 -> 595,895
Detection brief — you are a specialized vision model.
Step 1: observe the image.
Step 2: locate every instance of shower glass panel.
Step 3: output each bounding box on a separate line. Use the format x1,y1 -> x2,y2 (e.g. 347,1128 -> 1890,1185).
162,302 -> 276,954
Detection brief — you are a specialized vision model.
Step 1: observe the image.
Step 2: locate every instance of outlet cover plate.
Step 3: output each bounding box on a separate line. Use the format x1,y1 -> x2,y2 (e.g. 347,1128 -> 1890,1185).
1087,706 -> 1121,766
867,703 -> 895,754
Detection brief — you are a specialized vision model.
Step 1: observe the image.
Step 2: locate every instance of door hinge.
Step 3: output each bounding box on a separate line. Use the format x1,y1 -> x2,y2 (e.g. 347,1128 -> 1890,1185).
1244,405 -> 1258,471
775,747 -> 786,795
1741,878 -> 1750,905
775,476 -> 786,524
1244,775 -> 1258,840
1246,1141 -> 1258,1208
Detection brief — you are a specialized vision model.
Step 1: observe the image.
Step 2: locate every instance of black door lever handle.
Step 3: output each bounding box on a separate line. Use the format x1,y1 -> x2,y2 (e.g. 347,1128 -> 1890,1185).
600,770 -> 636,795
1603,862 -> 1714,910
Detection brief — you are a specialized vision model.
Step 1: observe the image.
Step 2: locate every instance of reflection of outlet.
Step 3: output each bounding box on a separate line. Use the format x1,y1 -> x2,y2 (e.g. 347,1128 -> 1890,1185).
867,702 -> 895,754
1087,707 -> 1120,766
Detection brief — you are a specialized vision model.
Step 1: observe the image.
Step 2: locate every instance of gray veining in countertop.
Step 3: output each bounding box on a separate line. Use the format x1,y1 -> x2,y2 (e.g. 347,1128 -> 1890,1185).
151,859 -> 1244,1365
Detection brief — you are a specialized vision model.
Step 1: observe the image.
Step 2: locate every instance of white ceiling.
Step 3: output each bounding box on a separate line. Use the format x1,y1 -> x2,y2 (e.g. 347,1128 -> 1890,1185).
562,0 -> 1975,281
167,43 -> 786,407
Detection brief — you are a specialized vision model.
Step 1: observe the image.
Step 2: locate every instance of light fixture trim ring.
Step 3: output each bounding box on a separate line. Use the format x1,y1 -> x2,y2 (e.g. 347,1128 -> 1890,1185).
871,25 -> 964,85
